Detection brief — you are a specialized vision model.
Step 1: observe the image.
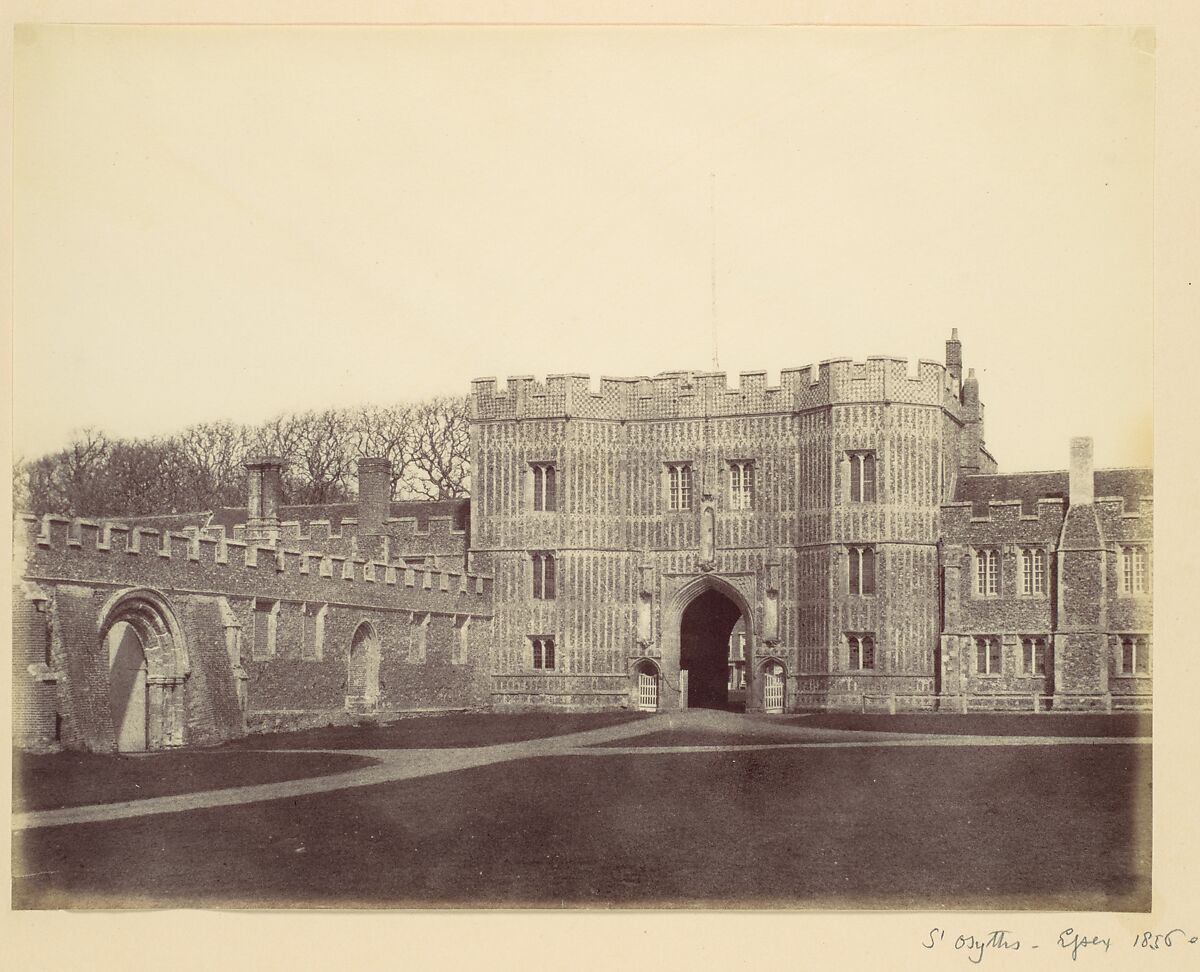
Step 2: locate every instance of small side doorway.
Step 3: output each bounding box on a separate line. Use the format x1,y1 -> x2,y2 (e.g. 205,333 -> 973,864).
635,661 -> 659,712
763,661 -> 785,714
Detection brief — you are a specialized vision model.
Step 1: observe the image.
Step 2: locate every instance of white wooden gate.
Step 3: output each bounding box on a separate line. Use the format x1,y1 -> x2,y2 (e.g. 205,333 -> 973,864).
637,669 -> 658,712
763,663 -> 785,714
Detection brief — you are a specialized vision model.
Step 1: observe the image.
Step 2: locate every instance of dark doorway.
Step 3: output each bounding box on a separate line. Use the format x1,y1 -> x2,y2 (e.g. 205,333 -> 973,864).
680,589 -> 744,711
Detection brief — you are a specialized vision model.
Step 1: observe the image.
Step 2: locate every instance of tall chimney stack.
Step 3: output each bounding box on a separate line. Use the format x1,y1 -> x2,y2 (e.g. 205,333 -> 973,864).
945,328 -> 963,384
245,456 -> 283,542
1069,437 -> 1094,506
357,457 -> 393,536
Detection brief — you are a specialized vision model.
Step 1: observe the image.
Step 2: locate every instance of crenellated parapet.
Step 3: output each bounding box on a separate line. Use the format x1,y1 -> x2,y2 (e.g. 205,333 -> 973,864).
471,357 -> 950,422
18,514 -> 492,616
941,497 -> 1067,546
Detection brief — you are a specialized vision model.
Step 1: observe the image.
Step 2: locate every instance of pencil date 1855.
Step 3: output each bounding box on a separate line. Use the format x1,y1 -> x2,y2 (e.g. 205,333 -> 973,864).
1132,929 -> 1198,950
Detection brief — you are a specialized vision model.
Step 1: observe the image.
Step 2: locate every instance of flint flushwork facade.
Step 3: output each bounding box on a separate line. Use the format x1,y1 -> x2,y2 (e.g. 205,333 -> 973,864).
13,332 -> 1152,751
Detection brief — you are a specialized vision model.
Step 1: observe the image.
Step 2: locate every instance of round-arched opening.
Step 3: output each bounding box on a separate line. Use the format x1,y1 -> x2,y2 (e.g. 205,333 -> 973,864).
96,587 -> 189,751
106,620 -> 149,752
633,659 -> 660,712
760,658 -> 787,714
680,588 -> 746,711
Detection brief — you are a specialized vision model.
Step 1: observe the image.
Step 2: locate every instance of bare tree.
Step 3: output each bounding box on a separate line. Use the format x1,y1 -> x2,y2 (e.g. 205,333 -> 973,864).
178,420 -> 251,509
14,394 -> 474,517
291,409 -> 355,504
351,403 -> 412,500
398,396 -> 471,500
107,438 -> 177,515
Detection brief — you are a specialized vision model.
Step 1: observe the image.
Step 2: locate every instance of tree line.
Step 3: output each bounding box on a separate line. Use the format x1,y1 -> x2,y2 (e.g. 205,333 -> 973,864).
13,397 -> 471,517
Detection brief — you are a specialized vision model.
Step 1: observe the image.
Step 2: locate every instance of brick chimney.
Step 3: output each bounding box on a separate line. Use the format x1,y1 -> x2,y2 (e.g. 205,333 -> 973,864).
245,456 -> 283,543
1069,436 -> 1094,507
357,457 -> 393,536
945,328 -> 963,384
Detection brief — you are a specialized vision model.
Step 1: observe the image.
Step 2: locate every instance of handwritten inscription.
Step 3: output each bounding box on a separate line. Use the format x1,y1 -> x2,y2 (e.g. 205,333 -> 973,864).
1057,929 -> 1110,961
923,926 -> 1199,963
923,929 -> 1024,964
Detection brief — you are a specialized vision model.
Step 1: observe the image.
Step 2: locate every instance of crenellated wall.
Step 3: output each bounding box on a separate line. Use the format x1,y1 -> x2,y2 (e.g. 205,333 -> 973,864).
472,357 -> 955,423
13,514 -> 493,751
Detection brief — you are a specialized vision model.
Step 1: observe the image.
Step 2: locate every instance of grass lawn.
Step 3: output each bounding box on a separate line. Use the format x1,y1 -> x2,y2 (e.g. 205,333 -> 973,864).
12,742 -> 1150,910
13,750 -> 377,812
220,710 -> 650,750
777,712 -> 1151,737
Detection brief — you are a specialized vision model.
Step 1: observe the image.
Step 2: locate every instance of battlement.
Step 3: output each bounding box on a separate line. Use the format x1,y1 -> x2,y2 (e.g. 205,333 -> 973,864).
1095,494 -> 1155,520
940,497 -> 1067,537
472,357 -> 949,421
18,514 -> 492,613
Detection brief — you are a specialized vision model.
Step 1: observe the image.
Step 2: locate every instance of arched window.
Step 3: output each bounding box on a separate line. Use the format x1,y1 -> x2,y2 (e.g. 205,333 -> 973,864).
1021,636 -> 1047,674
531,463 -> 557,511
728,461 -> 755,510
975,549 -> 1000,596
848,633 -> 876,670
531,551 -> 556,599
1020,549 -> 1046,595
1120,546 -> 1150,594
848,451 -> 877,502
666,463 -> 694,510
848,545 -> 876,595
975,636 -> 1002,674
1121,635 -> 1150,674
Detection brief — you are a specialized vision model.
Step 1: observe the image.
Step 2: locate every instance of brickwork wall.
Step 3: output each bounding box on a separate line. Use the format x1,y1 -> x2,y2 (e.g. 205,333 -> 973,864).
15,514 -> 493,750
12,584 -> 59,749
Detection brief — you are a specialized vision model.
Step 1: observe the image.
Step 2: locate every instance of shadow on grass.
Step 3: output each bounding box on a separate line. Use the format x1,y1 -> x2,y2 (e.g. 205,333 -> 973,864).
14,743 -> 1150,911
13,750 -> 377,812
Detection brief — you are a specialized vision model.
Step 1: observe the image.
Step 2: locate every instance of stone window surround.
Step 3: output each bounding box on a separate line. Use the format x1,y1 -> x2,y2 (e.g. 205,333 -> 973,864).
1020,634 -> 1050,675
530,634 -> 557,671
1118,633 -> 1152,677
1118,544 -> 1151,597
846,631 -> 876,671
974,635 -> 1003,676
664,461 -> 694,511
847,544 -> 876,596
727,459 -> 756,511
973,548 -> 1001,597
531,550 -> 556,600
1018,547 -> 1049,597
529,461 -> 558,513
846,450 -> 878,503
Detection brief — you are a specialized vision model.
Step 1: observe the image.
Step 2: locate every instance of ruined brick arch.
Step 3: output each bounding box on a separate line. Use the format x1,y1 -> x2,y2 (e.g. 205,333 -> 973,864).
96,587 -> 190,751
346,620 -> 382,713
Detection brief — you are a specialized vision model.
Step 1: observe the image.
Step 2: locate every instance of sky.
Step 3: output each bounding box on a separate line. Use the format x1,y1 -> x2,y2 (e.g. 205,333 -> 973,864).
13,25 -> 1153,472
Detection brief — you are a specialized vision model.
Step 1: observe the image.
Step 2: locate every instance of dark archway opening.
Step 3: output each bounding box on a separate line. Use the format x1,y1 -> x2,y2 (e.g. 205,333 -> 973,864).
680,589 -> 745,711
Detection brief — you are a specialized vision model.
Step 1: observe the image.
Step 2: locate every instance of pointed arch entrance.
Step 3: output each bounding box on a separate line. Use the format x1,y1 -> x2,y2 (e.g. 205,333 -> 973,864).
661,574 -> 755,712
97,587 -> 190,751
346,620 -> 382,713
